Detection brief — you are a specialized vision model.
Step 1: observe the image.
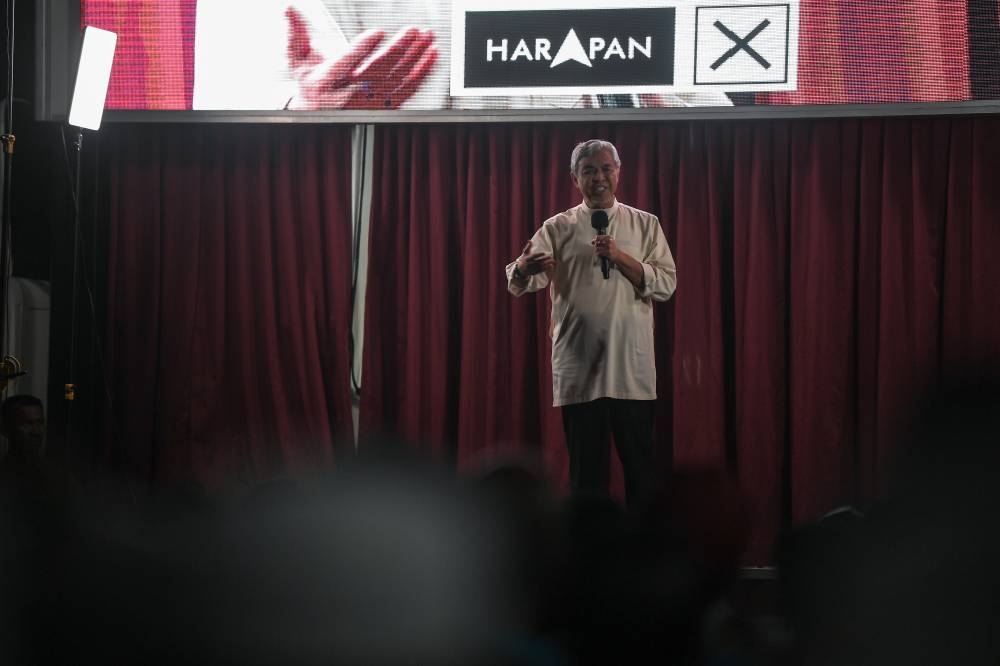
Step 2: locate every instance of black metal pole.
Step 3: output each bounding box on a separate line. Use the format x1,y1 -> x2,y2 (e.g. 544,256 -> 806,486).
65,127 -> 82,441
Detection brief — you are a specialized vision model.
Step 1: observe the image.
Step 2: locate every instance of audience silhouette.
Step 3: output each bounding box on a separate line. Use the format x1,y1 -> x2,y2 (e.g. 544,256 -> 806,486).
2,377 -> 998,664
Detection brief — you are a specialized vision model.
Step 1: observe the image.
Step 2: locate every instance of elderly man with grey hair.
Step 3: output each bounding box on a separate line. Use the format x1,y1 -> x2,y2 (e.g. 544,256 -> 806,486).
506,139 -> 677,507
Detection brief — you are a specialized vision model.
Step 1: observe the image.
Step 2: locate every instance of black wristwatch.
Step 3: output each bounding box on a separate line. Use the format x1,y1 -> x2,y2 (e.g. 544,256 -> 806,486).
512,264 -> 527,280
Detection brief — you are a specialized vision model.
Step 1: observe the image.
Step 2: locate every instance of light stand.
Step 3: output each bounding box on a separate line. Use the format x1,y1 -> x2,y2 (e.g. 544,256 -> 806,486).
0,111 -> 18,395
64,26 -> 115,442
66,127 -> 82,406
0,2 -> 20,395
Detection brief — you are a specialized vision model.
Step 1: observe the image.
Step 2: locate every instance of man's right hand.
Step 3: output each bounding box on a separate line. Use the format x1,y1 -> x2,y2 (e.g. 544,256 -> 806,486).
516,240 -> 555,276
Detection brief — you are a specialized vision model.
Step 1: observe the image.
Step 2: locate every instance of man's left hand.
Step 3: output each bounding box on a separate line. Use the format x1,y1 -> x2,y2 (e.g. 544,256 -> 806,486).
592,234 -> 621,263
593,234 -> 647,291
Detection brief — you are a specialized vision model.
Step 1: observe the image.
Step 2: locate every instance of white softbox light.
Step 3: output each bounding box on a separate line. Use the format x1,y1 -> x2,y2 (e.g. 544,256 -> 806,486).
68,26 -> 117,130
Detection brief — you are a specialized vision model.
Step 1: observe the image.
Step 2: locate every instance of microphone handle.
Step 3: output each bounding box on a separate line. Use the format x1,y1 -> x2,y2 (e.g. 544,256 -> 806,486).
599,227 -> 610,279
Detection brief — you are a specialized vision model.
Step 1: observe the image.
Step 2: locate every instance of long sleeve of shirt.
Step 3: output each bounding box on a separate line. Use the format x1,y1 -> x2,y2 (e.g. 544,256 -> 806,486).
505,225 -> 554,296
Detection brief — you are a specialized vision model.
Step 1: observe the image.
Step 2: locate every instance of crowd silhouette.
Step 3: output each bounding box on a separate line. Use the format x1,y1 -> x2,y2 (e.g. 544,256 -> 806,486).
1,378 -> 998,664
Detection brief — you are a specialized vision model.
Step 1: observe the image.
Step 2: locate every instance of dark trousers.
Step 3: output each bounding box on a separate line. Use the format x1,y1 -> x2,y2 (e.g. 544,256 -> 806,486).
561,398 -> 655,508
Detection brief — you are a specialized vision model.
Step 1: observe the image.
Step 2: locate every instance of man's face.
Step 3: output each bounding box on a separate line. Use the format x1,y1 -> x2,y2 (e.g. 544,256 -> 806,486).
6,405 -> 45,453
572,149 -> 620,209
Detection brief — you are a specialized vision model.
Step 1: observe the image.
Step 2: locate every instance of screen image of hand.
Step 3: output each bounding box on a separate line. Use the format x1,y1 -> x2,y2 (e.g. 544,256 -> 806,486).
284,6 -> 438,110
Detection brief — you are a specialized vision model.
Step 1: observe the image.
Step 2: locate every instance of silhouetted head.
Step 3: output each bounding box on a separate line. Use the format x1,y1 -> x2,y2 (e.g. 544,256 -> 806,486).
1,395 -> 45,461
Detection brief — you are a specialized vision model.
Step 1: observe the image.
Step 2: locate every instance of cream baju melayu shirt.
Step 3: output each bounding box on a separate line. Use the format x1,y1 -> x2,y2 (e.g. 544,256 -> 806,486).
507,200 -> 677,407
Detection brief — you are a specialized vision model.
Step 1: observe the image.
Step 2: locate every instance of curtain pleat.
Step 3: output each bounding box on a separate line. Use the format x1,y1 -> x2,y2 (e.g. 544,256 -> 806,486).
103,123 -> 355,486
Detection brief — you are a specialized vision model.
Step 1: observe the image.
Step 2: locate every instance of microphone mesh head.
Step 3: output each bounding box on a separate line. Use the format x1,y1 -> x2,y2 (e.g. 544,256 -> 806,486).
591,210 -> 609,230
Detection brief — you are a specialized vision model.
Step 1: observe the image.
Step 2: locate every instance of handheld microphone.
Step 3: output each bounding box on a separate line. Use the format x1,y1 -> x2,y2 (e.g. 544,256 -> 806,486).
591,210 -> 610,279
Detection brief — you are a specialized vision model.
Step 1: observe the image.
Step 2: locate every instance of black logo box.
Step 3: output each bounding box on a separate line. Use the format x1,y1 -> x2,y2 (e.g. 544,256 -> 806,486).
463,8 -> 676,88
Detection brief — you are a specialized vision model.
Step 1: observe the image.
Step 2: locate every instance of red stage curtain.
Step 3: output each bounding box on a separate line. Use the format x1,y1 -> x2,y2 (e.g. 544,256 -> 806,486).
359,118 -> 1000,563
101,124 -> 355,486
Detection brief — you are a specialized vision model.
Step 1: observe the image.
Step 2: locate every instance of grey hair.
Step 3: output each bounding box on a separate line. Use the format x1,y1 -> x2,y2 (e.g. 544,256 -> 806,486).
569,139 -> 620,173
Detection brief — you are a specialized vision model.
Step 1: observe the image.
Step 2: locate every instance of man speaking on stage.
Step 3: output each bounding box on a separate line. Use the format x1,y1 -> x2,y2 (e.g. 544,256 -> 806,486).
506,139 -> 677,508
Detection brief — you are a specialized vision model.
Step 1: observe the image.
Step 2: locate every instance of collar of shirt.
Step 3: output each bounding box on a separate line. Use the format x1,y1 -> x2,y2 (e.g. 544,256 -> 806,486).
580,198 -> 620,224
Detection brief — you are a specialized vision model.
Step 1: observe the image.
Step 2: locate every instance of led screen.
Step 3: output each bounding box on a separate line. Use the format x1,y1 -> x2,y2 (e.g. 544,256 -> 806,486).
68,0 -> 1000,116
